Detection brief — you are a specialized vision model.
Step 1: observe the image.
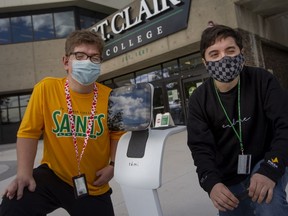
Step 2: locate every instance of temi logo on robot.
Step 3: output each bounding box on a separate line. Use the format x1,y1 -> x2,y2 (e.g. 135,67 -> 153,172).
128,161 -> 140,167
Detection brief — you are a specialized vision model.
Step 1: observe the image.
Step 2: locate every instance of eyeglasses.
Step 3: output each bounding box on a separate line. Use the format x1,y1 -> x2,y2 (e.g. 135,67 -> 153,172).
70,52 -> 102,64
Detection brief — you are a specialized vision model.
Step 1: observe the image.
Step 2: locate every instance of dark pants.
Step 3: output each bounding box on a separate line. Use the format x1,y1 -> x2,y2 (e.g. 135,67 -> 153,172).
0,164 -> 114,216
219,160 -> 288,216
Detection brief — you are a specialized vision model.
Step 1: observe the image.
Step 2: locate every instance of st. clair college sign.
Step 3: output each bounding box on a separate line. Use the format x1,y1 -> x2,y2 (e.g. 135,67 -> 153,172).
91,0 -> 191,60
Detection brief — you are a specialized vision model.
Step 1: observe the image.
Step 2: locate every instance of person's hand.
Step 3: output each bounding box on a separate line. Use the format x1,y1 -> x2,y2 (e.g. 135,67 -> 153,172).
210,183 -> 239,212
248,173 -> 275,204
93,165 -> 114,187
3,175 -> 36,200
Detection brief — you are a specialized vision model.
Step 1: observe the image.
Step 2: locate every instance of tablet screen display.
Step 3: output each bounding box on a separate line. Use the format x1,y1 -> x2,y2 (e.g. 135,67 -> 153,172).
108,83 -> 153,131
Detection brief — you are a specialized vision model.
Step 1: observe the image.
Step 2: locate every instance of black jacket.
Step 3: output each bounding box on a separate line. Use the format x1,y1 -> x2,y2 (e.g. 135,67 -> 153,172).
187,66 -> 288,194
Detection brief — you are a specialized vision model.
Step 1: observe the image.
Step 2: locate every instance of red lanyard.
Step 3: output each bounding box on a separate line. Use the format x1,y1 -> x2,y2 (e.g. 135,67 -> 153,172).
64,79 -> 98,175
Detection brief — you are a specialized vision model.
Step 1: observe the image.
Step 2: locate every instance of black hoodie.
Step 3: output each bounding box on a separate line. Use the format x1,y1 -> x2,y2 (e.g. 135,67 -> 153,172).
187,66 -> 288,194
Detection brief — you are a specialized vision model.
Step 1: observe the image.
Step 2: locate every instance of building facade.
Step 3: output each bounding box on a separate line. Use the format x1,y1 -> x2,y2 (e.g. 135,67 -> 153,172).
0,0 -> 132,143
1,0 -> 288,144
95,0 -> 288,127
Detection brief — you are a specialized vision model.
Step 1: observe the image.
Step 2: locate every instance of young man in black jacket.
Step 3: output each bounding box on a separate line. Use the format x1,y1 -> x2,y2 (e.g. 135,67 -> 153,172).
187,23 -> 288,216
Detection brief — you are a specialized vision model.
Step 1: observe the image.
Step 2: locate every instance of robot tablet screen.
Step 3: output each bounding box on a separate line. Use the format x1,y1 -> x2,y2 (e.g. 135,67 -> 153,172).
108,83 -> 153,131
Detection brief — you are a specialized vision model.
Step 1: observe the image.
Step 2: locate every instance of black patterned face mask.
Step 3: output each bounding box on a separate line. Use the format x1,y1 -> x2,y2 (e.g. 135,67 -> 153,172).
205,53 -> 245,83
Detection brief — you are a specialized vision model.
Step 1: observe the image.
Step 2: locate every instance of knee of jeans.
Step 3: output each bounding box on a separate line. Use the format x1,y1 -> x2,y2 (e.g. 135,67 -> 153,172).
253,190 -> 288,216
254,201 -> 288,216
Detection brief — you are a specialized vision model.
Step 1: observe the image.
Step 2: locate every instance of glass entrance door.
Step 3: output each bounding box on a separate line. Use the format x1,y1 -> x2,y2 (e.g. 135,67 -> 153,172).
151,79 -> 185,125
182,74 -> 209,121
150,74 -> 209,125
165,81 -> 184,125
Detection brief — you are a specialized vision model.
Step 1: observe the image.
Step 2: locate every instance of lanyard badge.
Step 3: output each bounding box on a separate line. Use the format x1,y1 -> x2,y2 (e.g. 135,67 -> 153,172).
237,154 -> 251,174
65,79 -> 98,198
72,174 -> 89,198
214,78 -> 251,175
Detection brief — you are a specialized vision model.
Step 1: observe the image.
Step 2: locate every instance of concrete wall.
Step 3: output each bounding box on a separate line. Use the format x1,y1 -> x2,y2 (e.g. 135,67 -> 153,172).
235,3 -> 288,48
0,39 -> 66,92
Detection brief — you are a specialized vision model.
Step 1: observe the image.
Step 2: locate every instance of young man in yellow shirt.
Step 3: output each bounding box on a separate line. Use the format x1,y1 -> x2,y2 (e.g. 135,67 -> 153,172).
0,29 -> 123,216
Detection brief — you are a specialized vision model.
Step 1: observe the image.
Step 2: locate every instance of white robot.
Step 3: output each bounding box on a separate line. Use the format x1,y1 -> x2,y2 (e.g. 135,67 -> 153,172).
108,83 -> 186,216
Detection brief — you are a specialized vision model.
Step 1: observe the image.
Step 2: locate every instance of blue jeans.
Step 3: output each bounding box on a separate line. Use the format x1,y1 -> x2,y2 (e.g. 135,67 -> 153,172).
219,160 -> 288,216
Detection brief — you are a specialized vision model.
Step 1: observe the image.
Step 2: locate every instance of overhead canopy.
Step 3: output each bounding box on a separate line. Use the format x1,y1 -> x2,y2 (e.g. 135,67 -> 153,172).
235,0 -> 288,18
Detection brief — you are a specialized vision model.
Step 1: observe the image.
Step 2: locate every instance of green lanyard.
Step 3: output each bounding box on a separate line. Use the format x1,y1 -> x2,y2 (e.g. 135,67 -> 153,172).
214,79 -> 244,154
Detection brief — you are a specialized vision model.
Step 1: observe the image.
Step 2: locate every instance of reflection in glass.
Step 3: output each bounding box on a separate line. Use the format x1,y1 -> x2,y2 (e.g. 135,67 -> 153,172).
0,18 -> 11,44
108,83 -> 153,131
0,95 -> 31,124
54,11 -> 75,38
8,108 -> 20,123
11,16 -> 33,43
20,95 -> 30,106
167,82 -> 184,124
33,14 -> 54,40
163,60 -> 179,77
114,73 -> 135,87
103,80 -> 116,89
152,85 -> 165,122
179,53 -> 203,73
0,96 -> 19,123
1,109 -> 8,123
20,107 -> 27,120
80,15 -> 99,29
6,96 -> 18,108
0,97 -> 7,123
135,66 -> 162,83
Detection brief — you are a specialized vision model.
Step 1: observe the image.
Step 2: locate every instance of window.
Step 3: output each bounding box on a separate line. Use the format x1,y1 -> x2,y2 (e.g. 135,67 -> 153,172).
179,53 -> 203,71
11,16 -> 33,43
80,15 -> 99,29
78,8 -> 106,29
0,7 -> 108,44
54,11 -> 75,38
114,74 -> 135,87
102,80 -> 117,88
0,18 -> 11,44
162,60 -> 179,77
0,94 -> 31,124
0,98 -> 8,123
32,13 -> 54,40
19,95 -> 30,119
135,65 -> 162,83
0,96 -> 19,123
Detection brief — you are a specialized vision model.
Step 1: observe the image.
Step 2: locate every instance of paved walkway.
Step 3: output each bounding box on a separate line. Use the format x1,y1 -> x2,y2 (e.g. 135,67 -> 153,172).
3,130 -> 286,215
0,130 -> 217,215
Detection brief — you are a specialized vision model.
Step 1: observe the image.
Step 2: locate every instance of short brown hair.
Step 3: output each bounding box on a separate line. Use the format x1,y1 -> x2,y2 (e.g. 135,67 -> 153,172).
65,29 -> 105,56
200,24 -> 243,59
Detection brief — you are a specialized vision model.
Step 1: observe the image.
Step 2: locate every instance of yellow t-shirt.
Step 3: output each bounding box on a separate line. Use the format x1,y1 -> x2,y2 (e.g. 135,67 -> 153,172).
17,77 -> 123,195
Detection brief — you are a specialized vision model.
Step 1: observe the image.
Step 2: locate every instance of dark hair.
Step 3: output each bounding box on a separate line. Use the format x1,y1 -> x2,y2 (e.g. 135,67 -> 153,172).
65,29 -> 105,56
200,24 -> 243,59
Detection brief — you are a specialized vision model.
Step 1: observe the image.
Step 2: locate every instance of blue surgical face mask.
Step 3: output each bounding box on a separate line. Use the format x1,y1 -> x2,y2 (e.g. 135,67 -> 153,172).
71,60 -> 101,86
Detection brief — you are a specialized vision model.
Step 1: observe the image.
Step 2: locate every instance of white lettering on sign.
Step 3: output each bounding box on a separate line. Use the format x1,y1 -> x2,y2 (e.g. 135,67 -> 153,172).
105,25 -> 163,57
91,0 -> 182,41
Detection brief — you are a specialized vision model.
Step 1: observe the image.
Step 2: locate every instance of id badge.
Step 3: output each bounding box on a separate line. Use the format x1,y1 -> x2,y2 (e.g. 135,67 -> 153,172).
237,154 -> 251,174
72,174 -> 89,199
